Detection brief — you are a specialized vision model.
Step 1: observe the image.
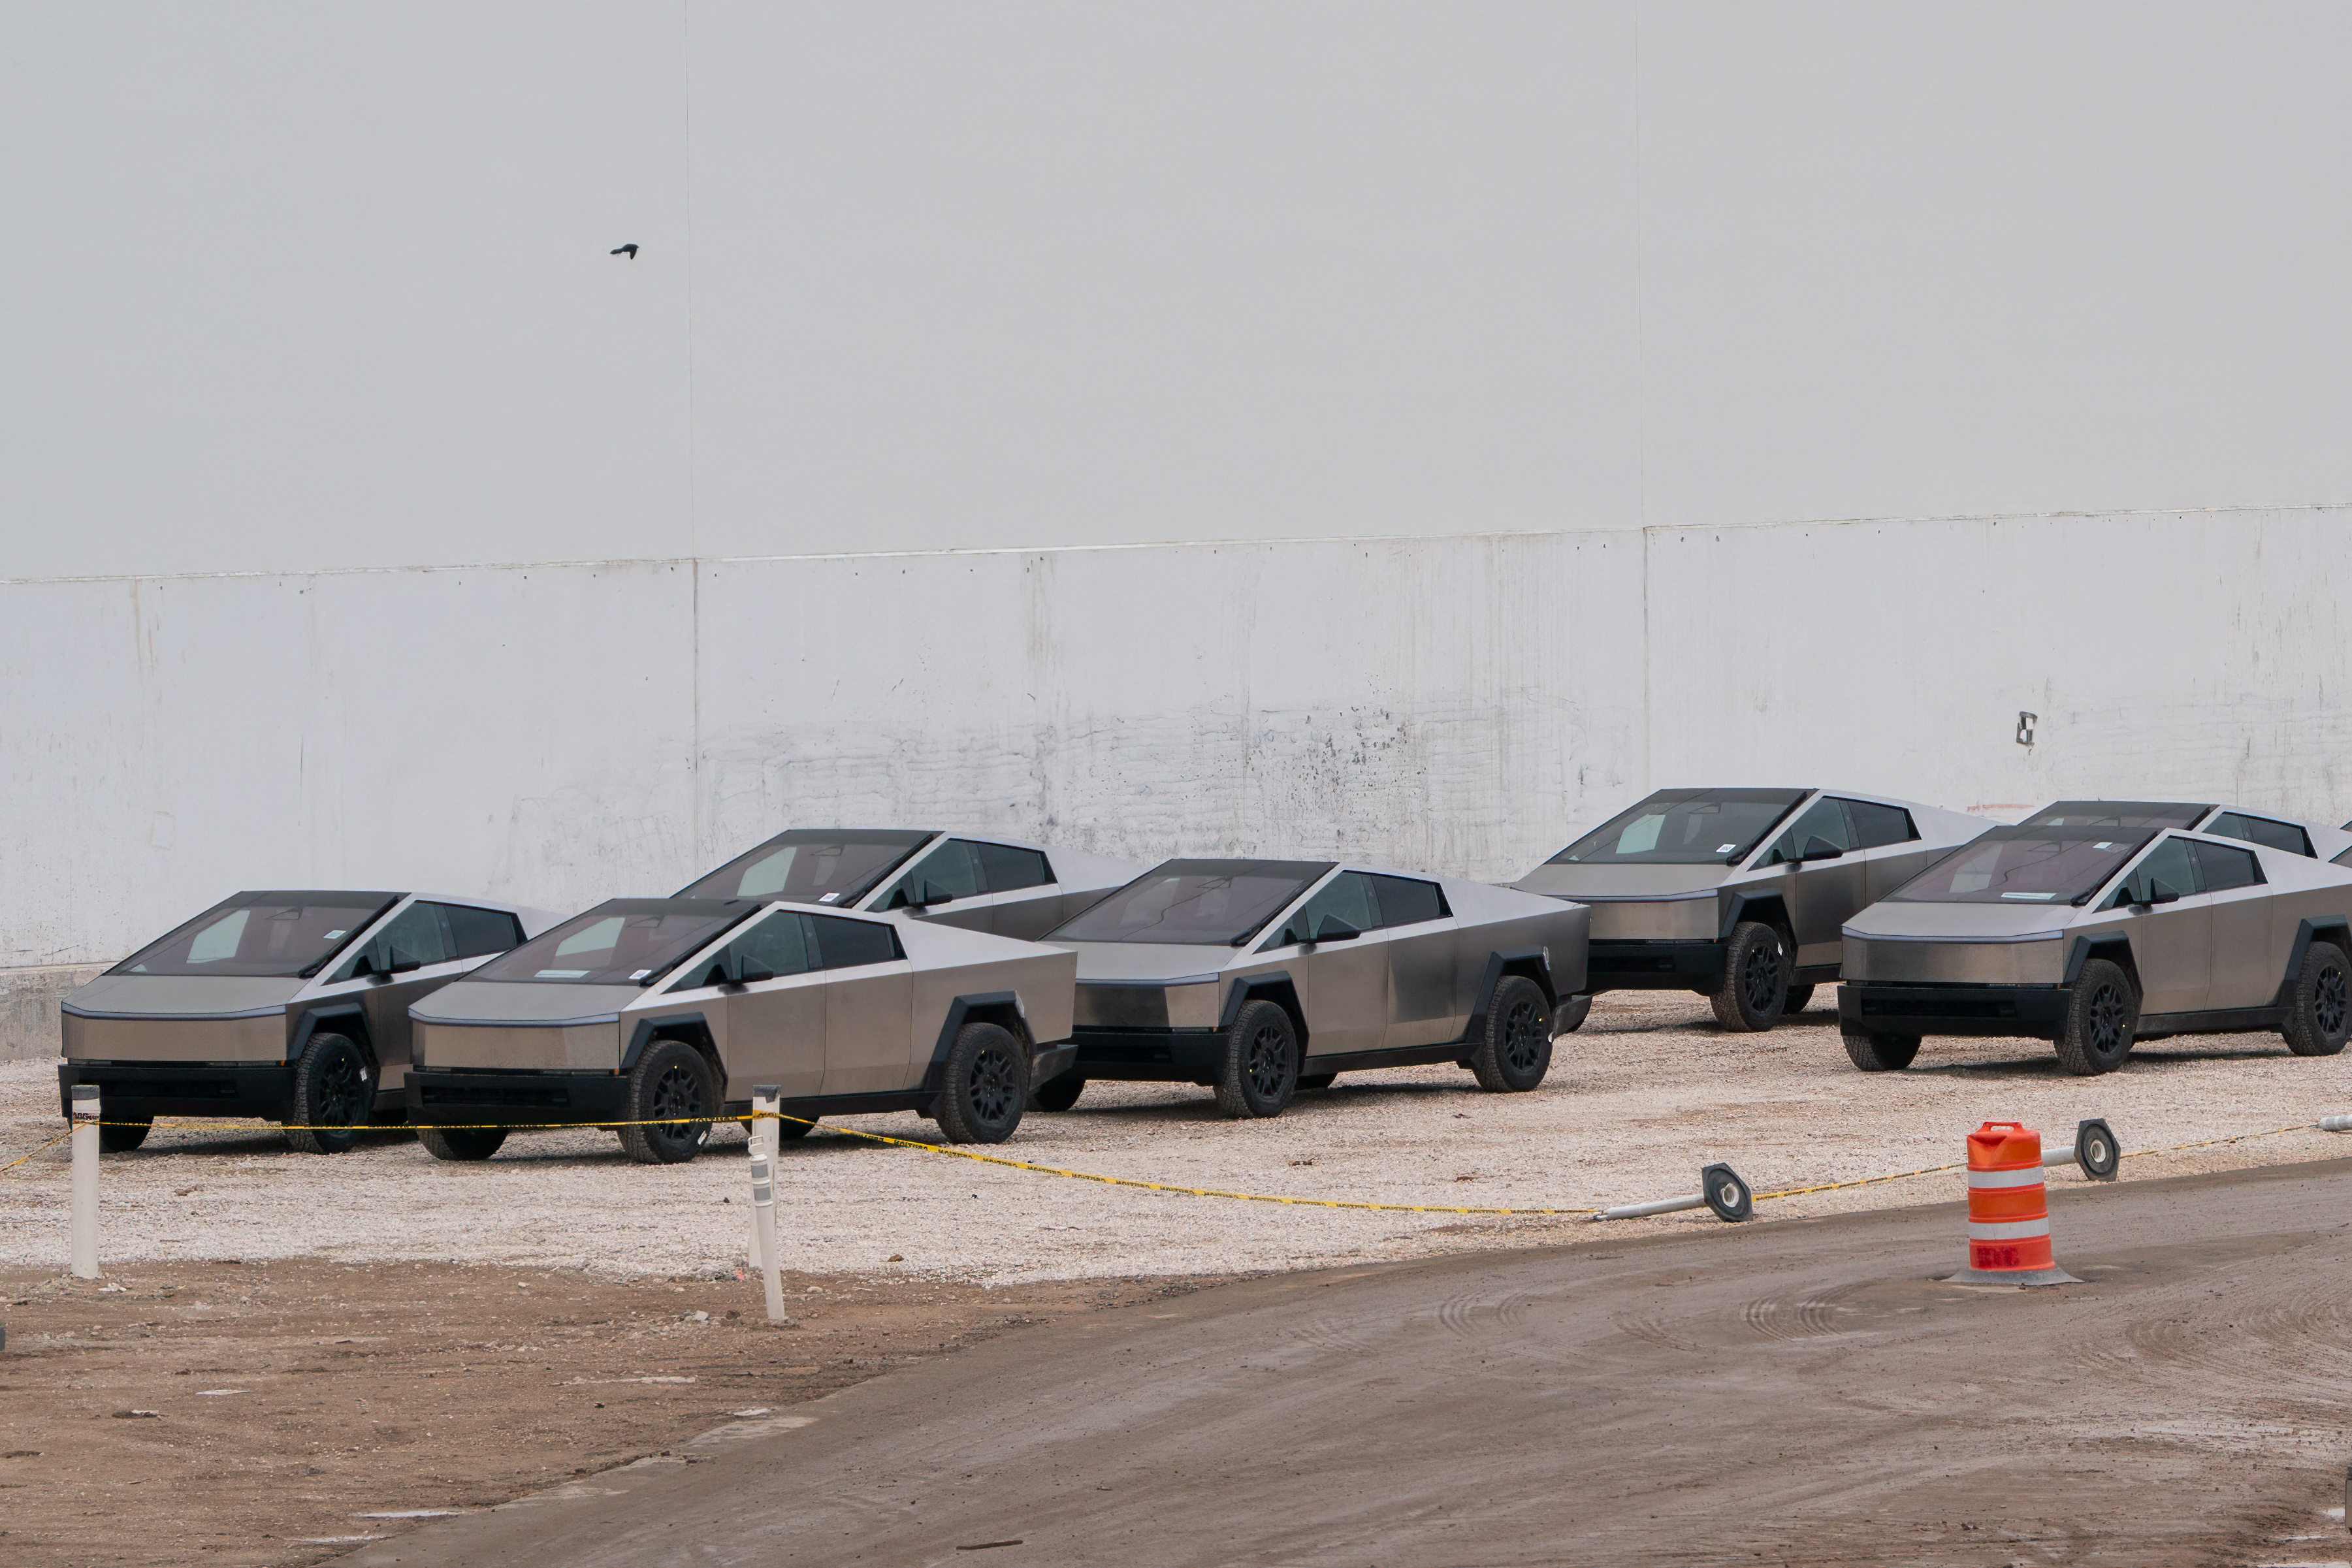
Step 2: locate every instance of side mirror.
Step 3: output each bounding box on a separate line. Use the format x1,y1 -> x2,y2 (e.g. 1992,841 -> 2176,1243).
2136,878 -> 2182,908
1310,914 -> 1362,944
1799,839 -> 1845,863
701,961 -> 735,989
383,948 -> 424,977
913,881 -> 956,908
737,962 -> 775,985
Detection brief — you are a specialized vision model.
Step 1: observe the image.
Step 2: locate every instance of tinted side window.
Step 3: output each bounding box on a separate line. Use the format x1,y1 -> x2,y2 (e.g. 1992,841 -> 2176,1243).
973,841 -> 1052,893
1270,872 -> 1377,946
1367,874 -> 1448,929
1841,800 -> 1918,850
807,915 -> 905,970
336,902 -> 452,978
2191,840 -> 2264,893
437,903 -> 524,959
2204,812 -> 2312,858
880,841 -> 984,908
1762,797 -> 1854,867
698,912 -> 814,985
2106,837 -> 2202,908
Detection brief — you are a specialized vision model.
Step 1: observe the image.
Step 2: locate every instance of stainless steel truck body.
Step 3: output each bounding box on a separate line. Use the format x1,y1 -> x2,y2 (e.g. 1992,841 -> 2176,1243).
1510,788 -> 1988,1031
57,890 -> 556,1153
677,829 -> 1140,940
1038,859 -> 1590,1119
404,898 -> 1078,1160
1839,799 -> 2352,1074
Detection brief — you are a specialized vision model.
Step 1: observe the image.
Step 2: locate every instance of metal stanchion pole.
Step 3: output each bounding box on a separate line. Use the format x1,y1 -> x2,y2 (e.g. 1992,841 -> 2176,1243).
70,1085 -> 99,1280
750,1085 -> 786,1323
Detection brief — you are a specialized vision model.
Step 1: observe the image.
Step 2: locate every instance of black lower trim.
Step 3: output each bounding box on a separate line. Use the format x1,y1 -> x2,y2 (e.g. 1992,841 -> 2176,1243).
2137,1006 -> 2286,1036
1585,939 -> 1728,990
1295,1042 -> 1473,1075
407,1069 -> 631,1123
1070,1028 -> 1226,1083
1837,983 -> 2070,1039
1030,1043 -> 1080,1085
59,1061 -> 295,1121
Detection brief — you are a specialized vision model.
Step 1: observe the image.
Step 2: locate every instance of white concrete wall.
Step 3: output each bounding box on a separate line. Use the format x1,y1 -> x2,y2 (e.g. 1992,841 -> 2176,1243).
9,505 -> 2351,1056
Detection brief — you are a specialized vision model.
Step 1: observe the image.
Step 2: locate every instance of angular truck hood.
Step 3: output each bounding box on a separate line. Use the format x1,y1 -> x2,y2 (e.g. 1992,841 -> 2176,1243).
1511,863 -> 1729,901
410,980 -> 643,1025
1046,942 -> 1232,984
1843,901 -> 2075,941
63,974 -> 302,1018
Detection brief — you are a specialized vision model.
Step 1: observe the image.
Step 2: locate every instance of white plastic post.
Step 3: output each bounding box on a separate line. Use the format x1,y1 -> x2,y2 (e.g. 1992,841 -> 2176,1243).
69,1085 -> 99,1279
749,1085 -> 786,1323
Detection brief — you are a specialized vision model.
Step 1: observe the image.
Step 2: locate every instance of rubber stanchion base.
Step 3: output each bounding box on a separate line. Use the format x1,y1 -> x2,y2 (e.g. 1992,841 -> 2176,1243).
1939,1265 -> 2082,1288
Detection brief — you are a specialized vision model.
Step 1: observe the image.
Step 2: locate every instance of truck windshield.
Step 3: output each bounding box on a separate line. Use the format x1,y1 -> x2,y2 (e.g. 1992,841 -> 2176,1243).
1049,861 -> 1329,946
470,901 -> 756,986
116,893 -> 398,978
1546,790 -> 1808,867
678,830 -> 932,905
1885,828 -> 2154,905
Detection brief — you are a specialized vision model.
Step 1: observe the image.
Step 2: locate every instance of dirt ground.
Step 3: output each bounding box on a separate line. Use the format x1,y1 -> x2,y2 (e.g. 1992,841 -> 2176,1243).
0,1260 -> 1218,1567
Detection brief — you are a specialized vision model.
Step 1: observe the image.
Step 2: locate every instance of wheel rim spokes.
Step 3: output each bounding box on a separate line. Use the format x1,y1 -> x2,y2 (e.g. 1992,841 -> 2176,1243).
321,1049 -> 364,1125
2319,968 -> 2348,1037
653,1063 -> 707,1130
1743,942 -> 1781,1012
970,1048 -> 1017,1125
1502,999 -> 1544,1072
1246,1026 -> 1290,1099
2089,985 -> 2127,1053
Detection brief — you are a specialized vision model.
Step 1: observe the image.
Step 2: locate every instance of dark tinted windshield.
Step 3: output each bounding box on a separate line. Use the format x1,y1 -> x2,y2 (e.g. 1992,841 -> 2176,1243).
117,892 -> 397,978
2022,801 -> 2206,829
1547,790 -> 1808,867
1050,861 -> 1330,946
678,830 -> 932,904
1887,828 -> 2152,906
470,901 -> 756,986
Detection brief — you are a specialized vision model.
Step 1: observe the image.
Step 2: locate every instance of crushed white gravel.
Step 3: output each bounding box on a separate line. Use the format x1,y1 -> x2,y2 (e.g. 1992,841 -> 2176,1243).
5,992 -> 2350,1285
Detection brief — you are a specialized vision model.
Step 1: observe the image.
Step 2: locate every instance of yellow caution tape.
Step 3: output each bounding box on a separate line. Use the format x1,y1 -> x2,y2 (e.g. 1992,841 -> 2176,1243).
0,1130 -> 70,1174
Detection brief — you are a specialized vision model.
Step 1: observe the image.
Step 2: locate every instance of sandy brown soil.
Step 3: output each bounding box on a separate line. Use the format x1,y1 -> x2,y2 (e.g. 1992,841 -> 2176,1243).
0,1260 -> 1219,1567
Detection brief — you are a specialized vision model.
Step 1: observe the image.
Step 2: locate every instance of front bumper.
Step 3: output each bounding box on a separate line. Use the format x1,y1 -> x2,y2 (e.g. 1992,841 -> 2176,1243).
1029,1042 -> 1081,1086
1069,1027 -> 1226,1084
59,1060 -> 295,1121
1838,982 -> 2071,1040
1585,939 -> 1728,990
406,1068 -> 631,1126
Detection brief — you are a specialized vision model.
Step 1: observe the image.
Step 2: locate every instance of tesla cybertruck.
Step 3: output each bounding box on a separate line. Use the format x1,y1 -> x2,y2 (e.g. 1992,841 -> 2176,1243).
404,898 -> 1076,1161
57,890 -> 556,1153
1036,859 -> 1590,1119
1509,788 -> 1988,1031
675,828 -> 1140,940
1839,801 -> 2352,1075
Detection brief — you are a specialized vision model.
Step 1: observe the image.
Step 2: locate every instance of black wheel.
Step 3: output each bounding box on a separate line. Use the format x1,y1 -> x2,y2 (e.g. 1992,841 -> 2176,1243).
419,1126 -> 507,1162
1783,984 -> 1816,1016
1295,1073 -> 1337,1091
2285,940 -> 2351,1057
1469,975 -> 1553,1093
1711,921 -> 1790,1032
285,1032 -> 371,1154
619,1040 -> 718,1164
2055,959 -> 2138,1076
1214,1000 -> 1298,1119
1028,1074 -> 1086,1113
1841,1023 -> 1920,1071
936,1022 -> 1028,1144
99,1117 -> 152,1154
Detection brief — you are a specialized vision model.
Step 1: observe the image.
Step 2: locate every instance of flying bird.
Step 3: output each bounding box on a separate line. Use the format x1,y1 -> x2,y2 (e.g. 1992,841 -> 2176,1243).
610,243 -> 639,259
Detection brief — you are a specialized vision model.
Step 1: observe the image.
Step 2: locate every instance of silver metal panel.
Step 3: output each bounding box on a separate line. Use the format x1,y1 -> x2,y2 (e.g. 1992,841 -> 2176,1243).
1864,842 -> 1951,904
1276,936 -> 1389,1058
1512,863 -> 1732,900
1579,895 -> 1716,942
1385,921 -> 1464,1048
412,981 -> 646,1026
416,1019 -> 622,1072
2114,899 -> 2212,1014
988,891 -> 1067,942
61,1008 -> 285,1064
1782,858 -> 1868,966
821,963 -> 915,1095
722,972 -> 828,1098
65,973 -> 304,1019
2205,886 -> 2278,1010
1843,936 -> 2065,985
909,950 -> 1078,1048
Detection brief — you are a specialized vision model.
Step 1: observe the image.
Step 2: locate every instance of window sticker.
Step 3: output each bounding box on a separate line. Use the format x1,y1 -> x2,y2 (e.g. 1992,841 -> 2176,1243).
325,930 -> 347,939
630,968 -> 651,980
1999,891 -> 2056,901
2095,842 -> 2119,851
1716,844 -> 1737,854
535,968 -> 591,979
819,893 -> 840,903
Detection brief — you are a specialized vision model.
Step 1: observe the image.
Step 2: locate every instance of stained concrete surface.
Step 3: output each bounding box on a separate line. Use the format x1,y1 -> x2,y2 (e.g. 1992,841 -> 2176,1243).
338,1158 -> 2352,1568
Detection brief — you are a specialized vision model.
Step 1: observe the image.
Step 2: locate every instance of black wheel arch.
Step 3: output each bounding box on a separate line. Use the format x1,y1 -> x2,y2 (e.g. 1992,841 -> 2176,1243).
1718,893 -> 1792,945
1221,973 -> 1309,1054
922,993 -> 1037,1093
623,1014 -> 722,1078
291,1005 -> 375,1074
2065,935 -> 2141,999
1464,948 -> 1559,1044
2268,917 -> 2352,1012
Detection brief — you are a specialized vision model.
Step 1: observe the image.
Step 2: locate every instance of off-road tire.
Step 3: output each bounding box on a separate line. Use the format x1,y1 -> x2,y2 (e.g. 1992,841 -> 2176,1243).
619,1040 -> 718,1164
419,1126 -> 507,1162
1783,983 -> 1817,1016
2284,940 -> 2351,1057
285,1032 -> 371,1155
1469,975 -> 1554,1093
935,1022 -> 1027,1144
1029,1075 -> 1086,1113
2055,959 -> 2138,1076
1711,922 -> 1790,1032
1841,1023 -> 1920,1071
1214,1000 -> 1299,1119
99,1117 -> 152,1153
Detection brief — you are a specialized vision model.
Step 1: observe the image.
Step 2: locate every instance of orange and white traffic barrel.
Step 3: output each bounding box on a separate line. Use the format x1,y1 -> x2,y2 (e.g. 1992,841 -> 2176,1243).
1944,1121 -> 2080,1287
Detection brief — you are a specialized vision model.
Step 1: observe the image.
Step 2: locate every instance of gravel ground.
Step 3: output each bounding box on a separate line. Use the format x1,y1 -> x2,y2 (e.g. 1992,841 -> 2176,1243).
6,992 -> 2351,1285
